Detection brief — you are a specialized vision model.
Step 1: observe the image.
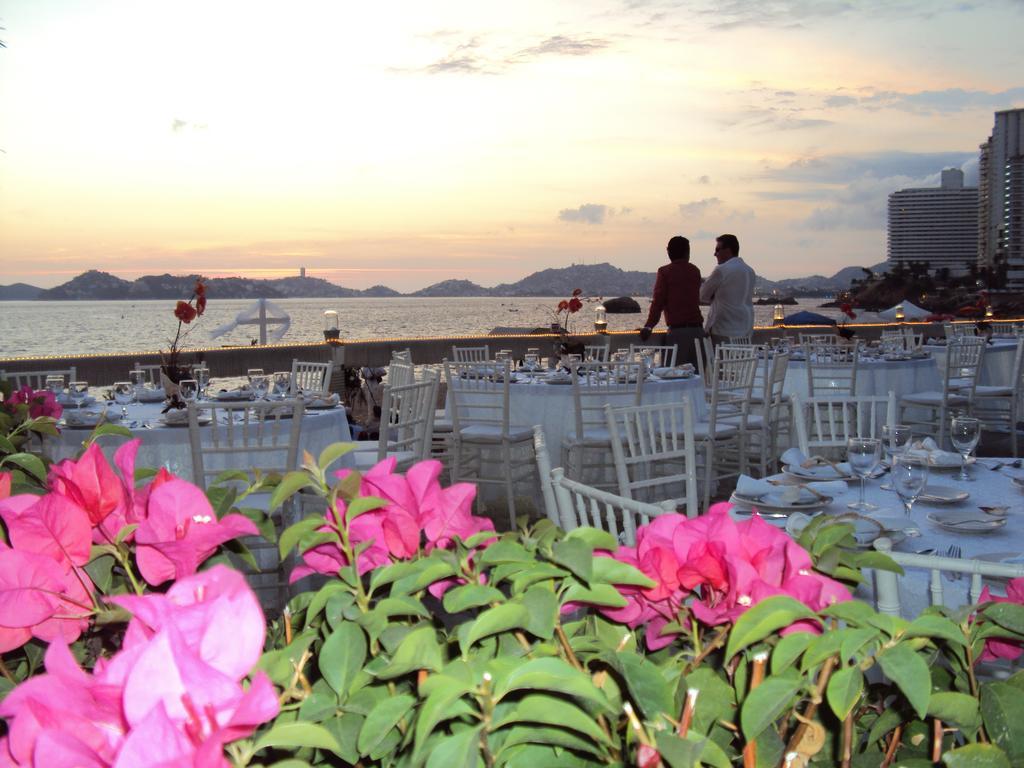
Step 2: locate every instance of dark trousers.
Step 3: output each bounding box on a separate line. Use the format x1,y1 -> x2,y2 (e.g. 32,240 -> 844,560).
665,326 -> 705,368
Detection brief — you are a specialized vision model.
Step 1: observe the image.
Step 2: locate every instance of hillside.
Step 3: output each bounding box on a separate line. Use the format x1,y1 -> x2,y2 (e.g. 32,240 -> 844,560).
0,282 -> 44,300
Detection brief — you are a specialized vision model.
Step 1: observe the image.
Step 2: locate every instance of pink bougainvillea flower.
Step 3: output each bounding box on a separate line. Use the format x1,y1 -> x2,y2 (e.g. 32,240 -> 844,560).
978,578 -> 1024,661
0,472 -> 10,500
5,386 -> 63,420
133,478 -> 257,586
48,442 -> 125,527
290,499 -> 393,582
0,492 -> 92,570
174,300 -> 197,324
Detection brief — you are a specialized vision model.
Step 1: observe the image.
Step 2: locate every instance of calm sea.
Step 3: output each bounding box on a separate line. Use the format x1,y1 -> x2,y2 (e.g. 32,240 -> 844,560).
0,297 -> 869,359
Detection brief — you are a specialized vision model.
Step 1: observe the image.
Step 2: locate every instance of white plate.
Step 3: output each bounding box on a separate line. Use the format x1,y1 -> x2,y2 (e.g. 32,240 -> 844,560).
917,485 -> 970,504
926,510 -> 1007,534
783,463 -> 852,481
1011,477 -> 1024,492
159,416 -> 211,428
925,454 -> 976,470
135,388 -> 166,403
729,491 -> 832,515
214,389 -> 254,401
62,410 -> 122,428
57,394 -> 96,407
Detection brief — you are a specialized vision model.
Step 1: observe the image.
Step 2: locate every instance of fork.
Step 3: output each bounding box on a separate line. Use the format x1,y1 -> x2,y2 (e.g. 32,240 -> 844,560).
944,544 -> 963,582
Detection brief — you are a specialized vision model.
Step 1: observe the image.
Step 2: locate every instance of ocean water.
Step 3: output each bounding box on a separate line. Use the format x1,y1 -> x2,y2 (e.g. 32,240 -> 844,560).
0,296 -> 868,359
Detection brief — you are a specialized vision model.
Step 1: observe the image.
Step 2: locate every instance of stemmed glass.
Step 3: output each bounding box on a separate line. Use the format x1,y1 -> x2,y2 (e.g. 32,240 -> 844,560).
45,374 -> 65,398
950,416 -> 980,482
194,367 -> 210,400
879,424 -> 912,491
69,381 -> 89,410
178,379 -> 199,404
272,371 -> 291,399
847,437 -> 882,511
891,455 -> 929,516
112,381 -> 135,420
250,375 -> 269,400
129,369 -> 147,396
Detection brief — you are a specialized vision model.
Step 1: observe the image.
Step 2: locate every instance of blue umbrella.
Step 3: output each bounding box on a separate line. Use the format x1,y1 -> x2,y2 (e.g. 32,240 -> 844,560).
783,310 -> 837,326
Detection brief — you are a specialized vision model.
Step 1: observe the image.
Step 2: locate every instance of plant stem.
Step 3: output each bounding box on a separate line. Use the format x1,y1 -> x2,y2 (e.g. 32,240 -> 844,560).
555,625 -> 583,670
784,655 -> 838,757
743,653 -> 768,768
840,712 -> 853,768
931,718 -> 942,763
880,724 -> 902,768
0,656 -> 14,683
685,626 -> 729,674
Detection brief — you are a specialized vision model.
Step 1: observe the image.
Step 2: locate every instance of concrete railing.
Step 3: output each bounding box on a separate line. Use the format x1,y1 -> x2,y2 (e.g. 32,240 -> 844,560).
0,320 -> 959,389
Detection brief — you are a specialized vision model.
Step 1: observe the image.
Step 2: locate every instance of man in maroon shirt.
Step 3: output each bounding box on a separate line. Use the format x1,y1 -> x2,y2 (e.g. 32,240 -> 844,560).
639,235 -> 704,367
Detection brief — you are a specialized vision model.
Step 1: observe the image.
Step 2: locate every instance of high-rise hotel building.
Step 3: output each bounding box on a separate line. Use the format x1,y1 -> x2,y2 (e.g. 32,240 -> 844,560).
978,108 -> 1024,287
887,168 -> 978,275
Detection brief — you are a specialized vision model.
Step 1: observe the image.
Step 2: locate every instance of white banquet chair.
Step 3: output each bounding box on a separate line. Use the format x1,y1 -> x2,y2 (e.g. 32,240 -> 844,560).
387,352 -> 417,389
628,344 -> 677,368
564,360 -> 645,487
451,345 -> 491,363
693,336 -> 715,381
444,359 -> 535,529
741,350 -> 791,476
291,359 -> 333,395
873,538 -> 1024,617
351,374 -> 439,472
605,398 -> 699,518
550,468 -> 673,546
131,363 -> 162,387
1,366 -> 78,391
899,337 -> 985,447
584,339 -> 611,362
532,426 -> 560,525
187,398 -> 305,610
972,337 -> 1024,457
803,339 -> 860,397
790,391 -> 895,460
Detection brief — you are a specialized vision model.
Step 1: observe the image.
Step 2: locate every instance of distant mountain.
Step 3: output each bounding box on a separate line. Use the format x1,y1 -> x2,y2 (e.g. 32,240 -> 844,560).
360,285 -> 403,298
411,279 -> 490,297
0,282 -> 44,300
491,263 -> 654,297
38,270 -> 134,300
756,262 -> 888,297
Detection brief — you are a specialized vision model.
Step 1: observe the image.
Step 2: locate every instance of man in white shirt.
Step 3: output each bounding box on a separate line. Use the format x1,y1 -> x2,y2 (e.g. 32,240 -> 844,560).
698,233 -> 755,345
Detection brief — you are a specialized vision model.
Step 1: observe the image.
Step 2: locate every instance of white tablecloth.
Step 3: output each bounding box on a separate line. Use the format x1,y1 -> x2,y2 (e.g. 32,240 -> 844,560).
738,461 -> 1024,618
784,356 -> 939,399
46,401 -> 353,481
449,375 -> 707,460
925,337 -> 1019,386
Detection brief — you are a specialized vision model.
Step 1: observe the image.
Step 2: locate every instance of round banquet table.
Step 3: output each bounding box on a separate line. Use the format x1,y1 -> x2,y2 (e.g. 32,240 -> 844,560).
925,337 -> 1019,387
783,355 -> 939,399
448,374 -> 707,462
44,399 -> 353,482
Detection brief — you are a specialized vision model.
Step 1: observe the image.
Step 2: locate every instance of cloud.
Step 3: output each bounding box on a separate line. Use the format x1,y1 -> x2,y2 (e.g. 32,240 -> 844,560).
512,35 -> 610,59
423,37 -> 492,75
419,33 -> 611,75
696,0 -> 999,30
697,175 -> 711,185
678,197 -> 722,217
558,203 -> 610,224
825,85 -> 1024,114
170,118 -> 207,133
763,151 -> 977,184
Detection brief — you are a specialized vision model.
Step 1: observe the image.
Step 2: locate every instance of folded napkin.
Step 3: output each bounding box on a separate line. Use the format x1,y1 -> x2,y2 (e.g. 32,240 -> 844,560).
780,448 -> 852,476
543,372 -> 572,383
135,387 -> 166,403
735,474 -> 847,501
161,408 -> 189,424
904,437 -> 961,466
653,365 -> 695,379
307,392 -> 340,408
215,386 -> 253,401
64,408 -> 120,427
57,393 -> 95,407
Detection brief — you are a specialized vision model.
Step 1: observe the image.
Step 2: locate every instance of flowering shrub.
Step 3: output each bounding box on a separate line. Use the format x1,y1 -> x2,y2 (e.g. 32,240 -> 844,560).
163,278 -> 207,383
0,385 -> 62,492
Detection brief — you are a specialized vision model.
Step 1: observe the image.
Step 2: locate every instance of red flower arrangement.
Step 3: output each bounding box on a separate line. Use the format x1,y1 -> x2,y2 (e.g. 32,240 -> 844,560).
162,279 -> 207,386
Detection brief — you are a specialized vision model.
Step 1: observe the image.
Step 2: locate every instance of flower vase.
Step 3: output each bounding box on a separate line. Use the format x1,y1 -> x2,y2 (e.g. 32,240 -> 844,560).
160,370 -> 180,399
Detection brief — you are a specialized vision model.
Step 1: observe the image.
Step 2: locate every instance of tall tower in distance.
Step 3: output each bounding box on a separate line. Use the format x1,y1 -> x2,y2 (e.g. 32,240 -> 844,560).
300,267 -> 307,278
978,108 -> 1024,288
887,168 -> 978,275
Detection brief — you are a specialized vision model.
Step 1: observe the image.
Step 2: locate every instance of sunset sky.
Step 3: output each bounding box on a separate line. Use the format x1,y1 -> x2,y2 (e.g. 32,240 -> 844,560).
1,0 -> 1022,291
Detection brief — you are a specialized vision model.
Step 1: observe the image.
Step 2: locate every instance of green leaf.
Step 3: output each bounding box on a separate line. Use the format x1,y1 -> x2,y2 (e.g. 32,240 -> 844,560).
811,521 -> 855,556
656,731 -> 732,768
319,441 -> 355,471
304,581 -> 348,628
461,603 -> 531,653
980,681 -> 1024,763
684,667 -> 736,736
319,622 -> 367,699
851,550 -> 904,573
826,666 -> 863,721
87,422 -> 133,441
497,724 -> 604,757
983,603 -> 1024,635
356,694 -> 415,756
345,495 -> 387,523
590,556 -> 657,588
941,743 -> 1012,768
442,584 -> 506,613
84,553 -> 115,594
479,539 -> 534,565
496,657 -> 609,710
772,632 -> 812,675
905,614 -> 967,646
390,558 -> 459,596
740,674 -> 801,741
561,582 -> 627,608
413,676 -> 475,759
822,599 -> 878,627
375,625 -> 444,679
2,453 -> 46,483
878,643 -> 931,719
600,651 -> 674,720
840,627 -> 880,662
929,691 -> 981,732
725,596 -> 816,660
550,538 -> 594,583
253,721 -> 342,755
269,471 -> 314,511
278,516 -> 327,559
564,526 -> 618,551
425,724 -> 482,768
520,585 -> 557,641
492,693 -> 609,743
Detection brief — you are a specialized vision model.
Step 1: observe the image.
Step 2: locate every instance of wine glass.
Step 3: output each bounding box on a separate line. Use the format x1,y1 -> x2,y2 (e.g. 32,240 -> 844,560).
194,367 -> 210,400
272,371 -> 291,399
129,369 -> 147,396
112,381 -> 134,419
247,368 -> 264,381
950,416 -> 981,482
250,374 -> 269,400
45,374 -> 65,397
178,379 -> 199,404
891,455 -> 929,516
524,352 -> 538,371
847,437 -> 882,511
879,424 -> 912,491
69,380 -> 89,410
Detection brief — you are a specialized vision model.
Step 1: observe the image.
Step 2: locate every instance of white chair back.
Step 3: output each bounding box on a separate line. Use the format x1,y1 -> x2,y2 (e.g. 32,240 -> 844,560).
388,354 -> 416,388
803,340 -> 860,397
371,374 -> 439,467
291,359 -> 333,395
584,340 -> 611,362
570,361 -> 645,443
693,336 -> 715,381
444,360 -> 512,436
799,332 -> 837,346
790,391 -> 896,458
550,468 -> 672,546
532,426 -> 560,524
605,397 -> 699,517
943,336 -> 986,396
1,366 -> 78,391
873,538 -> 1024,617
728,334 -> 752,345
451,345 -> 490,363
187,399 -> 304,492
132,363 -> 162,387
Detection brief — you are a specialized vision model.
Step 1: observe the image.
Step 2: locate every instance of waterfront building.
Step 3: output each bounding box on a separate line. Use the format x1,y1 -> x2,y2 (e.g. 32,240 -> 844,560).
978,108 -> 1024,287
887,168 -> 978,276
